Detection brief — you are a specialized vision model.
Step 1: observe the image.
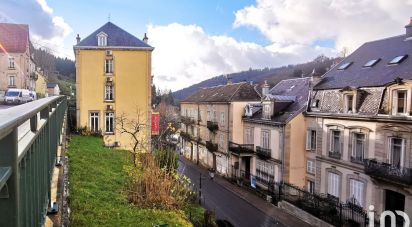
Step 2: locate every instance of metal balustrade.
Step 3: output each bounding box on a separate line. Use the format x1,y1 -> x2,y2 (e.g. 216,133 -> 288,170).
0,96 -> 67,227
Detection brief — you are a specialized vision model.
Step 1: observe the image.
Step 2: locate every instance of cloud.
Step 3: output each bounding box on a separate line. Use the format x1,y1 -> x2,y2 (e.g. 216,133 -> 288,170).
234,0 -> 412,52
0,0 -> 72,57
148,23 -> 335,91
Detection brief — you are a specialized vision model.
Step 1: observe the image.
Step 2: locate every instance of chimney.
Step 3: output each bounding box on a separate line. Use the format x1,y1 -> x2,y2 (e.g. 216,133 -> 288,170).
226,75 -> 233,85
311,68 -> 322,87
405,17 -> 412,39
143,33 -> 148,43
76,34 -> 81,44
262,80 -> 270,96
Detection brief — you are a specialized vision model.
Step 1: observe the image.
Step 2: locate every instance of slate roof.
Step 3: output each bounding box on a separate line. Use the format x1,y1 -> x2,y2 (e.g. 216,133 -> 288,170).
0,23 -> 29,53
181,82 -> 261,103
47,83 -> 58,89
75,22 -> 152,49
315,34 -> 412,90
245,78 -> 311,123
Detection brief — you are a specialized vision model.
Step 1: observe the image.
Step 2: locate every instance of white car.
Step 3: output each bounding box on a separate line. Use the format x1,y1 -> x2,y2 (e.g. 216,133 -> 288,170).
29,91 -> 37,101
4,89 -> 31,104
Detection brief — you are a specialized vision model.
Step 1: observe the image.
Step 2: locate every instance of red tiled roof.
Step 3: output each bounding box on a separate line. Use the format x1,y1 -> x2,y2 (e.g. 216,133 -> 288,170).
0,23 -> 29,53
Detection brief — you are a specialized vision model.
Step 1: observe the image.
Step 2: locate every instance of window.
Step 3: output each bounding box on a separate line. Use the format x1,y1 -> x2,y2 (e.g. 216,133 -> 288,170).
345,94 -> 354,113
337,62 -> 352,70
306,129 -> 316,150
352,133 -> 365,162
105,59 -> 113,74
311,99 -> 319,108
89,112 -> 99,132
105,84 -> 114,101
363,59 -> 380,67
388,55 -> 408,65
327,172 -> 340,198
220,112 -> 225,124
256,160 -> 275,185
330,130 -> 341,154
262,130 -> 270,149
394,90 -> 407,114
390,137 -> 404,167
213,111 -> 217,122
105,112 -> 114,133
97,33 -> 107,46
220,134 -> 225,149
307,180 -> 315,194
349,179 -> 364,207
307,160 -> 315,174
244,128 -> 253,144
8,75 -> 15,86
8,57 -> 15,69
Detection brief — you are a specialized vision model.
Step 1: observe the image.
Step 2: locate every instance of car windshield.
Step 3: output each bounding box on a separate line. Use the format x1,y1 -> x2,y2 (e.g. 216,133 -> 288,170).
6,91 -> 20,97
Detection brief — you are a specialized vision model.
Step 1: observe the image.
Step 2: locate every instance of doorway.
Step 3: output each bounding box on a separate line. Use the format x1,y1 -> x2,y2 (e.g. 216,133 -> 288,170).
385,189 -> 405,226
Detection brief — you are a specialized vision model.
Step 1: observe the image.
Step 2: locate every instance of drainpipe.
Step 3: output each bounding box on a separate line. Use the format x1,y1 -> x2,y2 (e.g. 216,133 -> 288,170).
227,102 -> 230,176
281,125 -> 285,184
197,103 -> 200,165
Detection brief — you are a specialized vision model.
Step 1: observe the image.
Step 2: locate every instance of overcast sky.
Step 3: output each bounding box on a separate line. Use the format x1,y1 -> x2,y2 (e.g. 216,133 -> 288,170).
1,0 -> 412,91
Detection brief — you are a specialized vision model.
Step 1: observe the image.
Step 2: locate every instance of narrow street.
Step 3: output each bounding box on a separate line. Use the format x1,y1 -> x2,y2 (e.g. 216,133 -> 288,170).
178,157 -> 285,227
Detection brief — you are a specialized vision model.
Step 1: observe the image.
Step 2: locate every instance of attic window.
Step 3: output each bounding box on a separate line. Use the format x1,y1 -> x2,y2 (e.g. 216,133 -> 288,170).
97,32 -> 108,46
363,59 -> 380,67
337,62 -> 352,70
311,99 -> 319,108
388,55 -> 408,65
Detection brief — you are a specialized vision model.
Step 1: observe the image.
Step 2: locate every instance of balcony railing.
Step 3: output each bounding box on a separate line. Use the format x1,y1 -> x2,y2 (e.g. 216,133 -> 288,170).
180,131 -> 192,141
350,156 -> 364,165
206,140 -> 218,152
207,121 -> 219,132
0,96 -> 67,226
364,159 -> 412,185
328,151 -> 342,159
181,116 -> 195,125
256,146 -> 271,159
229,141 -> 254,155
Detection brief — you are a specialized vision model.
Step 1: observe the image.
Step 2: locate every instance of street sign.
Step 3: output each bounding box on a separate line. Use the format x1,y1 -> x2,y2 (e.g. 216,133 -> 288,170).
250,175 -> 256,188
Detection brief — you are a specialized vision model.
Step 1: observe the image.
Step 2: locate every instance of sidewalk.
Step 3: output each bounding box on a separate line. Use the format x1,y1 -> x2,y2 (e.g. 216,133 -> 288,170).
180,158 -> 314,227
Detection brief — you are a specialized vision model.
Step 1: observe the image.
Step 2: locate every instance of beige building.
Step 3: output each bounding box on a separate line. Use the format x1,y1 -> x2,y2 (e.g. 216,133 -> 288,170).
35,72 -> 47,97
305,20 -> 412,224
0,23 -> 36,94
240,78 -> 311,188
180,82 -> 261,174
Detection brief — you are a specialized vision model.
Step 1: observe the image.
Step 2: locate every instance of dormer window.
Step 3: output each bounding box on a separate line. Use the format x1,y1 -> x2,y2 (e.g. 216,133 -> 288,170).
344,94 -> 354,113
263,104 -> 271,119
97,32 -> 108,46
337,62 -> 352,70
311,99 -> 319,108
393,90 -> 407,114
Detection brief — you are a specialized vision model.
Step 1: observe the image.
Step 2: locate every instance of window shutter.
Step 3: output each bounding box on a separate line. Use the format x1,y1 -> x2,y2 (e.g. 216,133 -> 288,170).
392,90 -> 398,115
327,130 -> 331,153
340,131 -> 344,154
348,132 -> 353,158
306,130 -> 311,150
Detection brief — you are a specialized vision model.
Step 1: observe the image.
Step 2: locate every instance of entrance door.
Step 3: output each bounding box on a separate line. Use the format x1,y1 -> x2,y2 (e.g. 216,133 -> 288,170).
244,157 -> 251,179
385,190 -> 405,226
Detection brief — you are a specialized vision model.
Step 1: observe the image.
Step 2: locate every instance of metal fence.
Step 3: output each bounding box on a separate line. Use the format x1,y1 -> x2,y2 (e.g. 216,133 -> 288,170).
0,96 -> 67,227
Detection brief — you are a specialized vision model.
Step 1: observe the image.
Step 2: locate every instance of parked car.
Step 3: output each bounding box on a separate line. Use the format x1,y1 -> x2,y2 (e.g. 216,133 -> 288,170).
29,91 -> 37,101
4,89 -> 31,104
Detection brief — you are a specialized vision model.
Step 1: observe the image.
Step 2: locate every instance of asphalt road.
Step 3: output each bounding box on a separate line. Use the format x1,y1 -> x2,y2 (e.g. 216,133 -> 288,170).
178,157 -> 285,227
0,104 -> 14,110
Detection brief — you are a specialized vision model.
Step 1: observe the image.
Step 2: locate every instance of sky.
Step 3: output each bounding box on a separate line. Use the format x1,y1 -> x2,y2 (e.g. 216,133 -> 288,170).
1,0 -> 412,91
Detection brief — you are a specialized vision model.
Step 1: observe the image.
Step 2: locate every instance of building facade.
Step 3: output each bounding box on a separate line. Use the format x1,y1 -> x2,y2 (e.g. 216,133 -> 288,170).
241,78 -> 311,188
74,22 -> 153,149
306,20 -> 412,220
0,23 -> 36,94
180,82 -> 261,175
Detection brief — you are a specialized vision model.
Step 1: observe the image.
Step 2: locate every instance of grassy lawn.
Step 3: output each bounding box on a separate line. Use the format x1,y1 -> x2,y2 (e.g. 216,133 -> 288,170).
68,135 -> 193,226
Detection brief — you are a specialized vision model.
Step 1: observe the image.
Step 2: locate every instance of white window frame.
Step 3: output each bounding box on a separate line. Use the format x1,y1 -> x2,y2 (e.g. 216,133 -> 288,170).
105,112 -> 114,133
262,130 -> 270,149
327,172 -> 340,198
220,112 -> 225,124
344,94 -> 354,113
306,129 -> 316,151
105,59 -> 113,74
213,111 -> 217,122
389,137 -> 405,168
8,57 -> 15,69
392,90 -> 408,115
307,180 -> 315,194
97,34 -> 107,46
307,160 -> 315,174
349,179 -> 364,207
105,84 -> 114,101
352,133 -> 365,160
244,128 -> 253,144
8,75 -> 15,86
220,134 -> 225,150
330,130 -> 341,154
89,112 -> 99,132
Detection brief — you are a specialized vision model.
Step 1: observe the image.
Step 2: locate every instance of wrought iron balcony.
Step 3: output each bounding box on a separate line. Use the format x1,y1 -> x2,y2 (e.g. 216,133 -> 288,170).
206,140 -> 218,152
207,121 -> 219,132
256,146 -> 271,159
181,116 -> 195,125
364,159 -> 412,185
229,141 -> 254,155
350,156 -> 364,165
328,151 -> 342,159
180,131 -> 192,141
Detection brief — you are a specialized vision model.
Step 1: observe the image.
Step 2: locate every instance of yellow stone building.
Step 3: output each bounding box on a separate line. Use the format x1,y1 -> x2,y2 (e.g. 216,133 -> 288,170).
74,22 -> 153,150
35,72 -> 47,97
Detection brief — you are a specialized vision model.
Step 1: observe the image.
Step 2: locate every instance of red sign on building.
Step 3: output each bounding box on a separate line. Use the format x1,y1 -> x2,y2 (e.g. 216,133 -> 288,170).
151,112 -> 160,135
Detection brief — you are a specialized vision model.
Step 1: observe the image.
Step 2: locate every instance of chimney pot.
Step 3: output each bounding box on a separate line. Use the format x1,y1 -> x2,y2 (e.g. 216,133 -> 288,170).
143,33 -> 148,43
405,17 -> 412,38
262,80 -> 270,96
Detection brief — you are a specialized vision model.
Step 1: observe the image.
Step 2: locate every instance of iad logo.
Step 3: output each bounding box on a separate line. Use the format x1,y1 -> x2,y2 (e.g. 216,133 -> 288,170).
368,205 -> 410,227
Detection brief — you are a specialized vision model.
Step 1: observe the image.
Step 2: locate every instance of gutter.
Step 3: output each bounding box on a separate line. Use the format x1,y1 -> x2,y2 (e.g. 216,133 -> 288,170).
73,46 -> 154,51
305,112 -> 412,124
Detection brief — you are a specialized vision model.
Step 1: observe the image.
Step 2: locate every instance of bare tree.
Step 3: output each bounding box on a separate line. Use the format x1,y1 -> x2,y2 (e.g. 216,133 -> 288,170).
152,100 -> 179,149
116,109 -> 148,167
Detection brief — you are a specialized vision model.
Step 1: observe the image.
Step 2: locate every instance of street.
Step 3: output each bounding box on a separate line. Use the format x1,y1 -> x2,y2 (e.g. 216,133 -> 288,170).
178,157 -> 285,227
